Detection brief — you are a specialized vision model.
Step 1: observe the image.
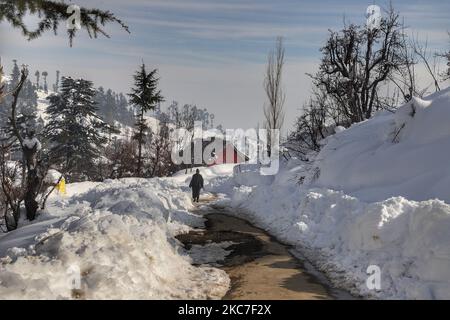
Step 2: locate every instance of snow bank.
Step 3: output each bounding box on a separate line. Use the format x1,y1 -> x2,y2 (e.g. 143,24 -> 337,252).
212,88 -> 450,299
316,87 -> 450,203
0,178 -> 229,300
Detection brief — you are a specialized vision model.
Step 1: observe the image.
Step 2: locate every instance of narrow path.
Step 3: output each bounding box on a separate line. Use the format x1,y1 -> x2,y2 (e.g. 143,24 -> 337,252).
177,198 -> 350,300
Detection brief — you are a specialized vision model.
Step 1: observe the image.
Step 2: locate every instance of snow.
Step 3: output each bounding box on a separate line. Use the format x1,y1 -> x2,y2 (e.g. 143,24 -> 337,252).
0,178 -> 229,300
44,169 -> 63,184
4,87 -> 450,299
188,242 -> 235,266
207,87 -> 450,299
334,126 -> 346,134
36,90 -> 51,123
23,137 -> 41,151
316,87 -> 450,203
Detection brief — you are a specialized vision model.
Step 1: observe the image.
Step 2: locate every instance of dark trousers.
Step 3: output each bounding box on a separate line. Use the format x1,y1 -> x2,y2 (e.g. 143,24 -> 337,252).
192,188 -> 200,202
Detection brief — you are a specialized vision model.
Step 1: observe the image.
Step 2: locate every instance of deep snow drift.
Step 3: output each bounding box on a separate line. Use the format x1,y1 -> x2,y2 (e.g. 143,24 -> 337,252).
0,175 -> 230,299
211,88 -> 450,299
316,88 -> 450,203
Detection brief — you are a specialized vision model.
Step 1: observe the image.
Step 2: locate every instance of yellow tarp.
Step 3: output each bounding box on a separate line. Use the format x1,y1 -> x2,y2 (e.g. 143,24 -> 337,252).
56,177 -> 66,195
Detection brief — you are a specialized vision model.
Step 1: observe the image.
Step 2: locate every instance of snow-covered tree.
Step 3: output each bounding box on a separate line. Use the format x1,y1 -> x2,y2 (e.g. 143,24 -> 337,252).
45,77 -> 109,181
16,79 -> 39,134
10,60 -> 20,88
1,61 -> 39,144
95,87 -> 134,127
128,63 -> 164,176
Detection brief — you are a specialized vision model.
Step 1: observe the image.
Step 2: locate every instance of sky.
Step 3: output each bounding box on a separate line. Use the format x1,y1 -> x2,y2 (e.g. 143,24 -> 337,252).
1,0 -> 449,133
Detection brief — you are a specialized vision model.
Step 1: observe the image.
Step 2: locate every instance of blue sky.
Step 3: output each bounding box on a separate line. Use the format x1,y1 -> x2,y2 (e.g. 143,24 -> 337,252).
1,0 -> 449,131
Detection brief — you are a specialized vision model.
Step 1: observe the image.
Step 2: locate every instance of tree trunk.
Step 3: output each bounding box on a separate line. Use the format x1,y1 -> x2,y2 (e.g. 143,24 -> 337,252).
136,110 -> 144,177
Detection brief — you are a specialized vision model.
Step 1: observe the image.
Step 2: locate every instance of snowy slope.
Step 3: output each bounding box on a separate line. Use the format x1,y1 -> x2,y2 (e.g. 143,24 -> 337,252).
36,90 -> 166,141
0,177 -> 230,299
210,87 -> 450,299
316,87 -> 450,203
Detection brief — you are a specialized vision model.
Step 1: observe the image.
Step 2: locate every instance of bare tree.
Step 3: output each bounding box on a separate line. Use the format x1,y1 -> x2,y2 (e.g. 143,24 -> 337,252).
290,100 -> 326,155
288,88 -> 340,158
148,121 -> 174,177
411,36 -> 441,92
388,28 -> 419,102
264,37 -> 286,154
440,32 -> 450,81
103,137 -> 138,179
310,6 -> 405,124
390,32 -> 445,103
0,62 -> 5,100
0,144 -> 21,231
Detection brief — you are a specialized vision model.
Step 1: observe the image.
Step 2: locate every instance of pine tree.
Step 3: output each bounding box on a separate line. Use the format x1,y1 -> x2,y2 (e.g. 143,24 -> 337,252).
10,59 -> 20,88
35,70 -> 40,88
45,77 -> 108,181
105,89 -> 116,124
0,0 -> 129,46
17,79 -> 38,134
53,70 -> 60,92
42,71 -> 48,92
128,64 -> 164,176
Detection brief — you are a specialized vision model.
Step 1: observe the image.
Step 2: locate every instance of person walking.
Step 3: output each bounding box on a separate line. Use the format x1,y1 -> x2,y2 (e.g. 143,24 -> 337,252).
189,169 -> 204,203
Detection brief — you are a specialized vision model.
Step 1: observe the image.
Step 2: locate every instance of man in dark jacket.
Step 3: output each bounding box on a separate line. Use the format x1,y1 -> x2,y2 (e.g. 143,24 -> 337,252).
189,169 -> 204,202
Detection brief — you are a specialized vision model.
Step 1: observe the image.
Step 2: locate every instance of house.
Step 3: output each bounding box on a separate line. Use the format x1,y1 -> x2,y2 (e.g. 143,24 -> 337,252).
177,135 -> 250,172
207,138 -> 249,166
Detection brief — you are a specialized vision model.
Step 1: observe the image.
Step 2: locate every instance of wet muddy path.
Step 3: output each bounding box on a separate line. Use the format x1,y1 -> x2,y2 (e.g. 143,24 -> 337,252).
177,201 -> 352,300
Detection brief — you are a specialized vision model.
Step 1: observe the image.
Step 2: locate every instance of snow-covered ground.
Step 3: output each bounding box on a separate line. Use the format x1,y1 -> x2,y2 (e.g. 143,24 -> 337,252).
0,174 -> 231,299
3,88 -> 450,300
209,87 -> 450,299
